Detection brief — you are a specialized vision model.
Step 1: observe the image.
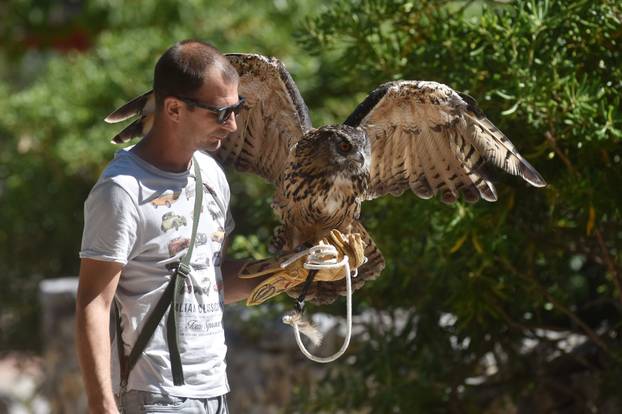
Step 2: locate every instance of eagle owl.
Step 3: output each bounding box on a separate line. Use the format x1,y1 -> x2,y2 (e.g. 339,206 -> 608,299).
105,54 -> 546,304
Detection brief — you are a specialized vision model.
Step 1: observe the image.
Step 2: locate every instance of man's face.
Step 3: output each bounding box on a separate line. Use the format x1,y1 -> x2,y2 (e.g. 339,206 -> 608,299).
178,70 -> 239,152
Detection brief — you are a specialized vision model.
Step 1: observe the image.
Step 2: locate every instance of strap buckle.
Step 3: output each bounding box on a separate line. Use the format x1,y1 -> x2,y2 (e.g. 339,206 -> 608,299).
176,262 -> 192,278
166,261 -> 192,278
120,378 -> 128,393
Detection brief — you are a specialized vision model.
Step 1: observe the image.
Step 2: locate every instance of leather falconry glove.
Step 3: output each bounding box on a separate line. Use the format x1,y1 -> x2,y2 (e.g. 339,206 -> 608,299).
239,230 -> 366,306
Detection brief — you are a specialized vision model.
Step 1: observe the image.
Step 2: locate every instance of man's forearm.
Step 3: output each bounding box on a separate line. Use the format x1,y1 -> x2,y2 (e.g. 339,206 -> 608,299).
76,297 -> 118,413
221,258 -> 269,304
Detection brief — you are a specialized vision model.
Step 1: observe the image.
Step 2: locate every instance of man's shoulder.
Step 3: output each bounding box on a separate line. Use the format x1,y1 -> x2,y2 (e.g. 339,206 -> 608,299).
96,149 -> 143,194
101,148 -> 138,174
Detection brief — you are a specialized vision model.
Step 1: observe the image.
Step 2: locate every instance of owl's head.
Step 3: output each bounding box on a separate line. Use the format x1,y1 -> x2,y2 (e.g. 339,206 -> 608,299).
294,124 -> 371,175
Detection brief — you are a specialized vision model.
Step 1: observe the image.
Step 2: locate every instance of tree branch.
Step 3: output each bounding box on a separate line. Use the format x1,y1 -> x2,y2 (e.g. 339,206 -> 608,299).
594,227 -> 622,306
544,130 -> 577,176
496,257 -> 611,356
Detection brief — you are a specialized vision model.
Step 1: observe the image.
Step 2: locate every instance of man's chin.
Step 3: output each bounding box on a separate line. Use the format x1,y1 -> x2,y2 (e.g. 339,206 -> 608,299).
202,139 -> 222,153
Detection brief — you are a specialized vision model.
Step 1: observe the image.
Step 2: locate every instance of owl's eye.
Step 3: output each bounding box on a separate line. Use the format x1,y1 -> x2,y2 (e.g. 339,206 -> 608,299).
338,141 -> 352,153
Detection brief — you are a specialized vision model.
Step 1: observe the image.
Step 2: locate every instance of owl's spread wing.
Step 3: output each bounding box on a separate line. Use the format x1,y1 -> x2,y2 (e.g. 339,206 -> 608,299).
344,81 -> 546,203
104,53 -> 311,184
219,54 -> 311,183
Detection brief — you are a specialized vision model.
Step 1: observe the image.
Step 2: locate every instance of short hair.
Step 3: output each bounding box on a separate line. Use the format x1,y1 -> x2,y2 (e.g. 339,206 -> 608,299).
153,39 -> 239,108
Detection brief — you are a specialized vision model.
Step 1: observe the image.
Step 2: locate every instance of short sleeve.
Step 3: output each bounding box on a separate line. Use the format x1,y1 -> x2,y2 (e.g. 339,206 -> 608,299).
224,208 -> 235,236
79,180 -> 140,265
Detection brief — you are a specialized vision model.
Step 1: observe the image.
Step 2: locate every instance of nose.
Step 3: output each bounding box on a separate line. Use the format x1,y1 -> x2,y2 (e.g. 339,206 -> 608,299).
222,113 -> 237,133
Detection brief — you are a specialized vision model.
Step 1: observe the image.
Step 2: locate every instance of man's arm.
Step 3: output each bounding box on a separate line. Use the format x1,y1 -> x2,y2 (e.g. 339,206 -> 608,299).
221,258 -> 268,304
75,258 -> 123,414
219,236 -> 270,304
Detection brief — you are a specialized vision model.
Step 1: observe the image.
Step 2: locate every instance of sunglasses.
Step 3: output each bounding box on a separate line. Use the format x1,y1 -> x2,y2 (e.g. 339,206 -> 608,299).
174,95 -> 245,124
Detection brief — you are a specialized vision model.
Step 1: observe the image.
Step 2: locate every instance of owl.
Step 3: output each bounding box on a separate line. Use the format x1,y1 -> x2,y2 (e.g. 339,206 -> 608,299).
105,54 -> 546,304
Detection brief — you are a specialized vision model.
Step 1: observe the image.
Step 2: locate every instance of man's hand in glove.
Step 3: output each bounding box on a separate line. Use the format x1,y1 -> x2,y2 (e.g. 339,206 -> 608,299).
239,230 -> 366,305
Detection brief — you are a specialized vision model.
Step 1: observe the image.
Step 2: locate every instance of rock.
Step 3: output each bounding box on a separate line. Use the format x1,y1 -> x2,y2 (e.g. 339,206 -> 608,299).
223,304 -> 340,413
0,353 -> 49,414
39,278 -> 86,414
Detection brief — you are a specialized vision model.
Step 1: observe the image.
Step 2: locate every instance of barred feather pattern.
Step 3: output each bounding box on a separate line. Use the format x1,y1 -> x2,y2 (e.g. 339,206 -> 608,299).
217,54 -> 311,183
347,81 -> 546,203
105,90 -> 154,124
273,126 -> 369,251
271,126 -> 385,304
105,92 -> 155,144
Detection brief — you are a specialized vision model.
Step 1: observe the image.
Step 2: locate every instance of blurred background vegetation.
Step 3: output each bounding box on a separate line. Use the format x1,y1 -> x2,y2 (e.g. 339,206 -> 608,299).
0,0 -> 620,412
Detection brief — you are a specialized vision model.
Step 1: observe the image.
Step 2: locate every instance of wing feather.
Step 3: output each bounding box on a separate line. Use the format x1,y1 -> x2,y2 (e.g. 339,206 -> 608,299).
220,54 -> 311,183
421,131 -> 446,195
389,128 -> 408,196
345,81 -> 546,202
110,116 -> 153,144
105,90 -> 154,124
409,139 -> 433,199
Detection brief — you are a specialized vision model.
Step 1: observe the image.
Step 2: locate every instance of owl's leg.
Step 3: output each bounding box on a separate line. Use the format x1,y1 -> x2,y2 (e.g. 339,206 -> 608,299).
288,221 -> 386,305
270,224 -> 315,255
269,225 -> 288,254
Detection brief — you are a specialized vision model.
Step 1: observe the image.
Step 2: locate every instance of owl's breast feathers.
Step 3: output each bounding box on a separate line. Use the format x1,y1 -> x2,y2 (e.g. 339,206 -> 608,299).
274,160 -> 368,243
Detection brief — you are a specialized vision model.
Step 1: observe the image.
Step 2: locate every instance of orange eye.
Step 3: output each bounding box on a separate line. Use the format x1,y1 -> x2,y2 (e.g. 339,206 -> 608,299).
338,141 -> 352,153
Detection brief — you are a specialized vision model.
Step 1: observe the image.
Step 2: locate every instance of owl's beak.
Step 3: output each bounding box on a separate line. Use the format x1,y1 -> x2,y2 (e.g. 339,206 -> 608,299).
354,152 -> 366,166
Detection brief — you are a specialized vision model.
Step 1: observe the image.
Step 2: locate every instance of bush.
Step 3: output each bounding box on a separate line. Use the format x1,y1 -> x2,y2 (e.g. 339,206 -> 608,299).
288,0 -> 622,412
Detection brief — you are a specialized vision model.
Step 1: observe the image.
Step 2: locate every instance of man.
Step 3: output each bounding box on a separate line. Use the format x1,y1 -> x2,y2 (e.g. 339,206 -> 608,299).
76,40 -> 260,413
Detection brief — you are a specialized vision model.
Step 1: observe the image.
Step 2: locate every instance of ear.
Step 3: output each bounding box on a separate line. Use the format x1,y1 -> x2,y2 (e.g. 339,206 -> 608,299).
163,97 -> 182,123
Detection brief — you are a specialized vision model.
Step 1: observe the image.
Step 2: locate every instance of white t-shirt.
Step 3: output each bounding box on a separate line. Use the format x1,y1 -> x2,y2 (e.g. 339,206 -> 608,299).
80,149 -> 234,398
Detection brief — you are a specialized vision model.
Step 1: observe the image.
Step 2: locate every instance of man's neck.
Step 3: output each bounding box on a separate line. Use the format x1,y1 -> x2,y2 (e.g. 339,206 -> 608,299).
131,131 -> 193,173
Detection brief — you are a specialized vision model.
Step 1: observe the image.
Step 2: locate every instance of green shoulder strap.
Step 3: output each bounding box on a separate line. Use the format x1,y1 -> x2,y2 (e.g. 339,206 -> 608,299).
167,156 -> 203,385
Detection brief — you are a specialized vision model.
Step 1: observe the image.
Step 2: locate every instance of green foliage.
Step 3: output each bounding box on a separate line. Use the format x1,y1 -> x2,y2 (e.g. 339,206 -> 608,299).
287,0 -> 622,412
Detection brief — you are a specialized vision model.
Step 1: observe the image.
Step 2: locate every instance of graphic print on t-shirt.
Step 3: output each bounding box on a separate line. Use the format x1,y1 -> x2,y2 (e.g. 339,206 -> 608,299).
167,233 -> 208,257
150,190 -> 181,208
203,183 -> 224,223
173,177 -> 226,339
211,228 -> 225,243
206,200 -> 223,221
160,212 -> 187,232
177,276 -> 214,296
185,184 -> 195,200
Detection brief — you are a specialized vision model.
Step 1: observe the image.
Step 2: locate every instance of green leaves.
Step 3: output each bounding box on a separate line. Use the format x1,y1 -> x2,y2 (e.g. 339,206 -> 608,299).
292,0 -> 622,411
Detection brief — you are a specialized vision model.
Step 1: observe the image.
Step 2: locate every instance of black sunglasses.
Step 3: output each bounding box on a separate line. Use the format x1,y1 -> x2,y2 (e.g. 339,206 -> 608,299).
174,95 -> 245,124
